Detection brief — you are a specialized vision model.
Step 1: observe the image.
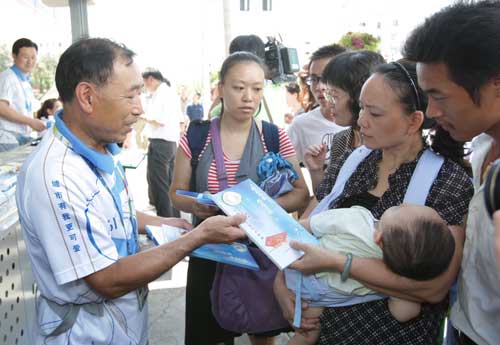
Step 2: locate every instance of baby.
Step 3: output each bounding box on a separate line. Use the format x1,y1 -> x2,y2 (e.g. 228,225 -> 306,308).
286,204 -> 455,345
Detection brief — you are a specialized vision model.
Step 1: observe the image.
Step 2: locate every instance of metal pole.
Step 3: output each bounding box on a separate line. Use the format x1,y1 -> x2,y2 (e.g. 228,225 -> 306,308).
69,0 -> 89,42
223,0 -> 232,56
262,0 -> 272,11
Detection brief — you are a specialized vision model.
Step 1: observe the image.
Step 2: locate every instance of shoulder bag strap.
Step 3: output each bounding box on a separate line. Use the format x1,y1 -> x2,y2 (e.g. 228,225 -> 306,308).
210,117 -> 229,190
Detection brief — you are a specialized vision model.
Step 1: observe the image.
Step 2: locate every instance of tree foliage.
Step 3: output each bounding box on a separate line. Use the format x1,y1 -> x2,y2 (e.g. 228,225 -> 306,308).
0,44 -> 11,72
32,54 -> 58,98
339,32 -> 380,52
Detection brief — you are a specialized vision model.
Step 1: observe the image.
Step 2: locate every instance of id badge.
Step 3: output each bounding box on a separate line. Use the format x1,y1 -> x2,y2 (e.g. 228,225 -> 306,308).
136,286 -> 149,311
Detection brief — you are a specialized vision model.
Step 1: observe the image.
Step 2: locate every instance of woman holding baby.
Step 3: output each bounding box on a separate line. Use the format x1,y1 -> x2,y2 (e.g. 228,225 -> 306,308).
274,57 -> 474,344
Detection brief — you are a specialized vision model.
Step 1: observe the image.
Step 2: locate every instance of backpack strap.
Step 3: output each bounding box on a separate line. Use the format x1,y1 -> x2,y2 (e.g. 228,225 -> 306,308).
262,120 -> 280,153
186,120 -> 210,190
404,149 -> 445,205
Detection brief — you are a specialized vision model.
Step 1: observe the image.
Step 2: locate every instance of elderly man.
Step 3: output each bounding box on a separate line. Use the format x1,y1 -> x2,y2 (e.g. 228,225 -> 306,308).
16,38 -> 245,344
0,38 -> 45,151
403,2 -> 500,344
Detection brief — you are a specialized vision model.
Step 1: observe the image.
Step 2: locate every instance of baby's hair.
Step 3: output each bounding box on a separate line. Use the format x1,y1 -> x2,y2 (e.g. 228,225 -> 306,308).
382,216 -> 455,281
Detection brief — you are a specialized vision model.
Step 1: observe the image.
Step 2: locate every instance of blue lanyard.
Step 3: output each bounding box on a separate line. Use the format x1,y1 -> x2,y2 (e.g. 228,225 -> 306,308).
52,123 -> 138,256
10,65 -> 33,113
83,157 -> 138,255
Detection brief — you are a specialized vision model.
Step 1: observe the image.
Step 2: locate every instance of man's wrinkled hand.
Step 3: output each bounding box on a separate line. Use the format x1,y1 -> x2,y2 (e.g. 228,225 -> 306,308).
198,214 -> 246,244
162,217 -> 193,231
30,118 -> 47,132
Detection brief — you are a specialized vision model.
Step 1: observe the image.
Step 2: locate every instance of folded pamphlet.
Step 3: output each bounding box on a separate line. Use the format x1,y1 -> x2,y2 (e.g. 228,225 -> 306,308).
177,179 -> 319,270
175,190 -> 218,207
145,224 -> 259,270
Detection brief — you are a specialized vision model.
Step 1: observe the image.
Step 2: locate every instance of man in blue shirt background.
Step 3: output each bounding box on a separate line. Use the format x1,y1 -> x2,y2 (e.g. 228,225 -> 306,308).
186,92 -> 204,121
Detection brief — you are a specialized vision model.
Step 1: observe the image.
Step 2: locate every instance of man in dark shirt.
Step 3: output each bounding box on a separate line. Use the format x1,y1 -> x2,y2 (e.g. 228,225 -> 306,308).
186,92 -> 204,121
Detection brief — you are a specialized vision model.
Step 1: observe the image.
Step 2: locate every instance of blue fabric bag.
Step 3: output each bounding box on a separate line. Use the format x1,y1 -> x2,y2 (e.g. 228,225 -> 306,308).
258,151 -> 298,198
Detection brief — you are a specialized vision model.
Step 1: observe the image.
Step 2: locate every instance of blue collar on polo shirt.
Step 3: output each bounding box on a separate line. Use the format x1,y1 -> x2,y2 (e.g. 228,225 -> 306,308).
54,110 -> 121,174
10,65 -> 30,81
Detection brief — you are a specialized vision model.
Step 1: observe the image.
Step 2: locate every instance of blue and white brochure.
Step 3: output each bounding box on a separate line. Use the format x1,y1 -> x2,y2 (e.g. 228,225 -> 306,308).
145,224 -> 259,271
175,190 -> 218,207
210,179 -> 319,270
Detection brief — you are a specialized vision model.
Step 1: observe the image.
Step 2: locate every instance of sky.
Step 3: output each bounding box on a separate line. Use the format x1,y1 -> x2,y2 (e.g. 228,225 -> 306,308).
87,0 -> 455,88
1,0 -> 456,92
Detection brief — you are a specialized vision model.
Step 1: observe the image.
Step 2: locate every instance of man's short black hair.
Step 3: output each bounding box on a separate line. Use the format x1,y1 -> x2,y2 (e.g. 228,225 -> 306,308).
403,0 -> 500,105
229,35 -> 266,60
55,38 -> 135,103
142,68 -> 170,86
310,44 -> 346,63
12,38 -> 38,55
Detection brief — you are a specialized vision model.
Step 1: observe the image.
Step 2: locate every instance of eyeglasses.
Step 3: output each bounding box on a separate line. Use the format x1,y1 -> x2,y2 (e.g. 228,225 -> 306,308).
305,75 -> 321,86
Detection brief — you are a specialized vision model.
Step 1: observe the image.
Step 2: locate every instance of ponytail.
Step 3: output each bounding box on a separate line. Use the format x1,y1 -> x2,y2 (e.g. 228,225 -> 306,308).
36,108 -> 44,120
36,98 -> 58,120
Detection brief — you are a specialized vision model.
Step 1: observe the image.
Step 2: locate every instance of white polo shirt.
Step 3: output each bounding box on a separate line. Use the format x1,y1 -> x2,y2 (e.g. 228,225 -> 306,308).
142,82 -> 184,142
16,111 -> 147,344
0,67 -> 34,137
287,106 -> 347,164
451,134 -> 500,345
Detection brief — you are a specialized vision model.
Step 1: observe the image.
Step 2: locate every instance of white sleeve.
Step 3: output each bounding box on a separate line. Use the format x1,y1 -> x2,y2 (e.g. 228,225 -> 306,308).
311,207 -> 377,247
310,209 -> 344,238
287,121 -> 304,162
168,87 -> 184,124
152,85 -> 183,125
0,72 -> 15,104
23,160 -> 118,285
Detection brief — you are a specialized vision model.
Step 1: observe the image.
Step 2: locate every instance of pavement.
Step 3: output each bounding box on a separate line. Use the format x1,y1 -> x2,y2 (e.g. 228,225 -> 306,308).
125,154 -> 292,345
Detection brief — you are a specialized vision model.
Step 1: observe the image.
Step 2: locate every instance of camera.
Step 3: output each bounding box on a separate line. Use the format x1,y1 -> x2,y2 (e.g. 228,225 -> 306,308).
484,158 -> 500,217
264,37 -> 300,84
